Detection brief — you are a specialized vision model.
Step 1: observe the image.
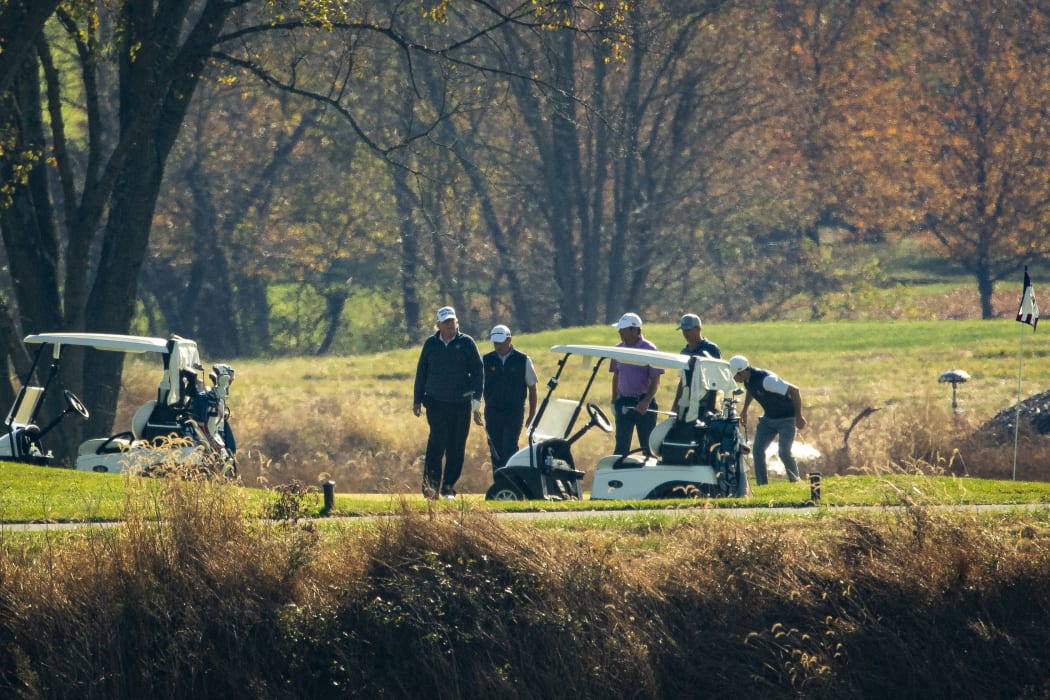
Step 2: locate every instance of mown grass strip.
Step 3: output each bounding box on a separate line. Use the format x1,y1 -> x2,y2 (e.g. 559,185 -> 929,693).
5,460 -> 1050,523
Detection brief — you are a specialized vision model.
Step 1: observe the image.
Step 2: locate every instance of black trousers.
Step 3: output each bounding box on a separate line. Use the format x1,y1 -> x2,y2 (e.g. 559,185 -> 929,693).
423,398 -> 472,491
614,396 -> 658,456
485,405 -> 525,471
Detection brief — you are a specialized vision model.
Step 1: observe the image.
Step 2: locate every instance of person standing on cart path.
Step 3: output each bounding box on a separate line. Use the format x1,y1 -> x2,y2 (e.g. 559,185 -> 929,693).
671,313 -> 721,417
729,355 -> 807,485
481,324 -> 539,473
610,312 -> 664,457
413,306 -> 484,499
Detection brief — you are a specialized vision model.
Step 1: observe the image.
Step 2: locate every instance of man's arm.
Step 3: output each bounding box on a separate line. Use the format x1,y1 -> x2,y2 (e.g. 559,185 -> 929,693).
413,342 -> 429,417
788,385 -> 807,429
526,384 -> 538,426
637,372 -> 660,414
524,355 -> 540,425
464,339 -> 484,424
467,339 -> 484,401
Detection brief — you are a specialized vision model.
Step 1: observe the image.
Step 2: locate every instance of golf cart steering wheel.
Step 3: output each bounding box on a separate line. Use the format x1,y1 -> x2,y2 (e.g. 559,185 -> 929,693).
64,390 -> 90,419
586,402 -> 613,433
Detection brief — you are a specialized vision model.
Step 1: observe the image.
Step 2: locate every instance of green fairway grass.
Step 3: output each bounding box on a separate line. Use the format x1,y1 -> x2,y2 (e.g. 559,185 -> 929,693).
4,460 -> 1050,523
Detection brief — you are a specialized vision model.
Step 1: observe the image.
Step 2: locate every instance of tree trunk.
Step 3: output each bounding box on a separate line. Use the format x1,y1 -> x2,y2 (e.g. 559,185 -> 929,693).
0,0 -> 62,94
316,293 -> 348,355
0,59 -> 63,336
237,276 -> 272,354
393,168 -> 422,344
977,262 -> 995,320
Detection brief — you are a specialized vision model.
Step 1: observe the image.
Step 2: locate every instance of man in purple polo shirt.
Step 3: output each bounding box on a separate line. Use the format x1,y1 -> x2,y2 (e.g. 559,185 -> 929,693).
609,312 -> 664,457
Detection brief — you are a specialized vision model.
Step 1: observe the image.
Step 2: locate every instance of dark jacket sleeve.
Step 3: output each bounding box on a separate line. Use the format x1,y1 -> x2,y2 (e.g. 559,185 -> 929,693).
413,339 -> 431,405
466,337 -> 484,400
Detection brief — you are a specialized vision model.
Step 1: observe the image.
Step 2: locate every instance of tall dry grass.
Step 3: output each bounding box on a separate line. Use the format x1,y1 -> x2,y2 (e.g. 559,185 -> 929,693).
231,387 -> 1050,494
0,472 -> 319,697
3,476 -> 1050,697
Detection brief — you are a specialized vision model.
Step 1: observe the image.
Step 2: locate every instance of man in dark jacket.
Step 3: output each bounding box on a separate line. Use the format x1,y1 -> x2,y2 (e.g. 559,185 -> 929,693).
482,325 -> 538,472
730,355 -> 807,485
413,306 -> 484,499
671,313 -> 721,417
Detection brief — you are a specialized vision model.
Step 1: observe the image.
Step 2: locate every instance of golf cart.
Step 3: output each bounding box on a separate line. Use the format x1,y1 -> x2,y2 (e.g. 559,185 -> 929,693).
0,332 -> 235,476
485,344 -> 750,501
484,346 -> 613,501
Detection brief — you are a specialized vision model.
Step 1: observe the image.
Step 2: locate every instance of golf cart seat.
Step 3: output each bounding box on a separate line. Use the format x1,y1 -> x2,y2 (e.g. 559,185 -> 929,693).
131,401 -> 155,440
536,438 -> 585,479
79,398 -> 159,459
649,417 -> 706,466
77,434 -> 139,456
608,450 -> 649,469
140,401 -> 186,442
77,399 -> 160,457
648,419 -> 672,460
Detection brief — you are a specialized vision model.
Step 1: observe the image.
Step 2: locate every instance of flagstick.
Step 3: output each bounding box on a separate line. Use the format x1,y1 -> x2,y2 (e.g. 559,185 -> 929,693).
1013,321 -> 1024,481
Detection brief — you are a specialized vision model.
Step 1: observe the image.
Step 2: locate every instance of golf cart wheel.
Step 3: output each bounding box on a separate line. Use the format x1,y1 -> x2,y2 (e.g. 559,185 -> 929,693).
485,477 -> 525,501
646,481 -> 704,499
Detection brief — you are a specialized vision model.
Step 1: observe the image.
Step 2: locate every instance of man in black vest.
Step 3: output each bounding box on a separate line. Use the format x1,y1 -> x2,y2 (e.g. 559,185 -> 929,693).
729,355 -> 807,485
482,325 -> 538,472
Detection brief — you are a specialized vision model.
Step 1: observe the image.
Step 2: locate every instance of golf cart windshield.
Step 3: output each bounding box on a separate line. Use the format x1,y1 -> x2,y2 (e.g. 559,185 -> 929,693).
531,398 -> 581,440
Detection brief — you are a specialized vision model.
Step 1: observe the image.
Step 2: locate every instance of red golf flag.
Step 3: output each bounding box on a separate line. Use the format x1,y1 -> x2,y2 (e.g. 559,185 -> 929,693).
1017,267 -> 1039,330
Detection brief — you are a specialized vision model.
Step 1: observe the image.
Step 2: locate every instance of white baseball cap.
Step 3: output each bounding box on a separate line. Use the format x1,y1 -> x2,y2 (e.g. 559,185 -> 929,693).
489,325 -> 512,342
729,355 -> 750,375
613,312 -> 643,329
436,306 -> 457,323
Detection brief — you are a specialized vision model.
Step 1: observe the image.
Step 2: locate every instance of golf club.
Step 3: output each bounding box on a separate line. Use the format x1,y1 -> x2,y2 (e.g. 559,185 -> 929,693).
621,405 -> 678,417
481,420 -> 502,466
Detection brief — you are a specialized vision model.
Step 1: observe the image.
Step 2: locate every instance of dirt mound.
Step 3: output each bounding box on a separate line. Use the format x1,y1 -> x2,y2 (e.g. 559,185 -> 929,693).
980,390 -> 1050,442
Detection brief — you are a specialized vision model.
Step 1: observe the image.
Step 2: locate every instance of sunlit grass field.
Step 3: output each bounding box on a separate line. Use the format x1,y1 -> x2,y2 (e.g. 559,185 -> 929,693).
221,318 -> 1049,492
3,318 -> 1049,522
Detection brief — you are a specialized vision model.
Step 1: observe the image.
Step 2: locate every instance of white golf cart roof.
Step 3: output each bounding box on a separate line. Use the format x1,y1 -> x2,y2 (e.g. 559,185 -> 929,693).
552,344 -> 693,371
25,333 -> 174,354
550,344 -> 736,423
24,333 -> 203,407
